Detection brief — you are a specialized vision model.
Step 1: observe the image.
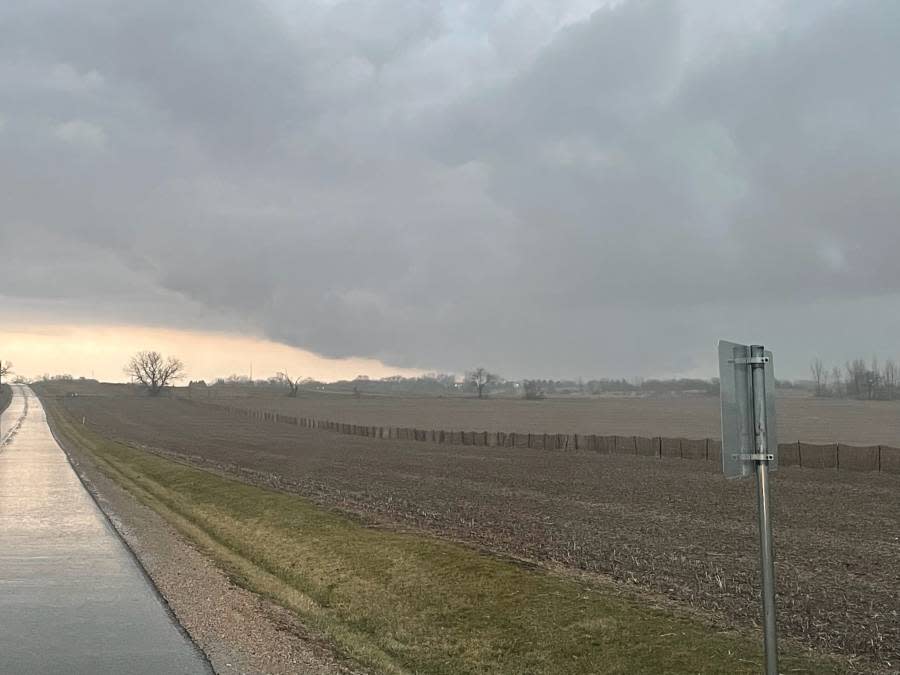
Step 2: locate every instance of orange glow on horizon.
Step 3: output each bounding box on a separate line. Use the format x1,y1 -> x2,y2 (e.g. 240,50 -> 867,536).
0,322 -> 423,383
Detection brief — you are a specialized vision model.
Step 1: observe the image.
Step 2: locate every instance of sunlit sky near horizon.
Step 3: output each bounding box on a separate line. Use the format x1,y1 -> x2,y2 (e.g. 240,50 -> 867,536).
0,323 -> 423,383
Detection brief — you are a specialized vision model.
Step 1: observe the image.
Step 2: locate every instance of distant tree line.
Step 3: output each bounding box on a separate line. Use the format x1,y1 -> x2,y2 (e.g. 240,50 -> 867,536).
127,355 -> 738,401
202,370 -> 732,400
809,356 -> 899,400
584,377 -> 720,396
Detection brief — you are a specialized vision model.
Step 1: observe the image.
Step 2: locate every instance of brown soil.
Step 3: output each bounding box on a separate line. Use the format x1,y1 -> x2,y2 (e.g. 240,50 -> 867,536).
194,387 -> 900,446
47,387 -> 900,673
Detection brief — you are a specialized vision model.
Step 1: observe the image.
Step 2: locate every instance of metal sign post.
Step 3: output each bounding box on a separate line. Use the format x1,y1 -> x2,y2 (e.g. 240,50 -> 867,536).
719,341 -> 778,675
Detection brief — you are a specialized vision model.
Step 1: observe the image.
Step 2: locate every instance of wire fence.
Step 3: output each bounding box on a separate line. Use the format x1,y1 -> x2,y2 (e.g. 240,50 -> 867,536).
214,403 -> 900,475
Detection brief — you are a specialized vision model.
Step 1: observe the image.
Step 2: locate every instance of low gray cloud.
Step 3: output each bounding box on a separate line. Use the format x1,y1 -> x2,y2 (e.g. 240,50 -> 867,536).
2,0 -> 900,378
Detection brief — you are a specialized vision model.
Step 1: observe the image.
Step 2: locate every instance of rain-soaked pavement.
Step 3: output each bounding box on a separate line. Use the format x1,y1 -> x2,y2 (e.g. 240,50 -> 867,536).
0,385 -> 211,674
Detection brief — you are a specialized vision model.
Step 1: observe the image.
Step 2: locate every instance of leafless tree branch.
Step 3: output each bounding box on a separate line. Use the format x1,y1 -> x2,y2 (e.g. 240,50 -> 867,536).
276,370 -> 301,397
467,367 -> 498,399
125,351 -> 185,396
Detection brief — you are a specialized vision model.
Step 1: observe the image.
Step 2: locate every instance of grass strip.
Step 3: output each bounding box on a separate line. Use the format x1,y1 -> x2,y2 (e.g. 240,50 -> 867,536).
47,402 -> 843,675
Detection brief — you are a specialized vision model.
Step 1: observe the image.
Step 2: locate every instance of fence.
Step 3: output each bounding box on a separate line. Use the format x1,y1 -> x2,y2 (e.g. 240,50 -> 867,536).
214,404 -> 900,475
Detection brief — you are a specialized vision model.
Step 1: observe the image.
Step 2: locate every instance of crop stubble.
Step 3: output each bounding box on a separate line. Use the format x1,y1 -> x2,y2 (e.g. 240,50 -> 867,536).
197,388 -> 900,446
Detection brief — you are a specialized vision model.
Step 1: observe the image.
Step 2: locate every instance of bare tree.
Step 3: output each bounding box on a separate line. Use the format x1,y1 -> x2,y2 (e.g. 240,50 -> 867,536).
125,351 -> 185,396
884,360 -> 897,400
0,360 -> 12,387
276,371 -> 301,397
865,356 -> 881,400
810,358 -> 826,396
830,365 -> 843,398
522,380 -> 544,400
467,367 -> 498,399
846,359 -> 866,398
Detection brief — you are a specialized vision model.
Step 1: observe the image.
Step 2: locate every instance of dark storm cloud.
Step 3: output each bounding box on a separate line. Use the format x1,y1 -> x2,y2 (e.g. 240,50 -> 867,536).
2,0 -> 900,378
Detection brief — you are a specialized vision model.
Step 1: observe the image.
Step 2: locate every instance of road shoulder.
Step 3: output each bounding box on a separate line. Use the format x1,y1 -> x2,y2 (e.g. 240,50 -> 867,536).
49,410 -> 362,675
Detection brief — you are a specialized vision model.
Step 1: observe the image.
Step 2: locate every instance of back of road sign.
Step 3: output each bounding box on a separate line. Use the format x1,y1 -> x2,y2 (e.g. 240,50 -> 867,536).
718,340 -> 778,479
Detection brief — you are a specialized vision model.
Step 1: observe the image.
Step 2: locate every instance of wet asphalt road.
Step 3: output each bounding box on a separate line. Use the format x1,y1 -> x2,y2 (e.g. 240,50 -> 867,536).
0,385 -> 212,674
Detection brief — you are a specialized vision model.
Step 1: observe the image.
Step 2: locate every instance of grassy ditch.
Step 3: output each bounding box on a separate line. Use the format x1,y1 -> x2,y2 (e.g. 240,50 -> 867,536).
46,402 -> 843,675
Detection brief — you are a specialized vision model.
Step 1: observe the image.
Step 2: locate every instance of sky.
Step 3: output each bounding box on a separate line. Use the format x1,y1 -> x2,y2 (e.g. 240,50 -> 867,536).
0,321 -> 420,383
2,0 -> 900,382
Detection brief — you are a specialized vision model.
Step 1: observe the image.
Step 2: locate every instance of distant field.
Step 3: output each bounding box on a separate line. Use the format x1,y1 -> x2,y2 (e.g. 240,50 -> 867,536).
181,385 -> 900,445
39,382 -> 900,672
